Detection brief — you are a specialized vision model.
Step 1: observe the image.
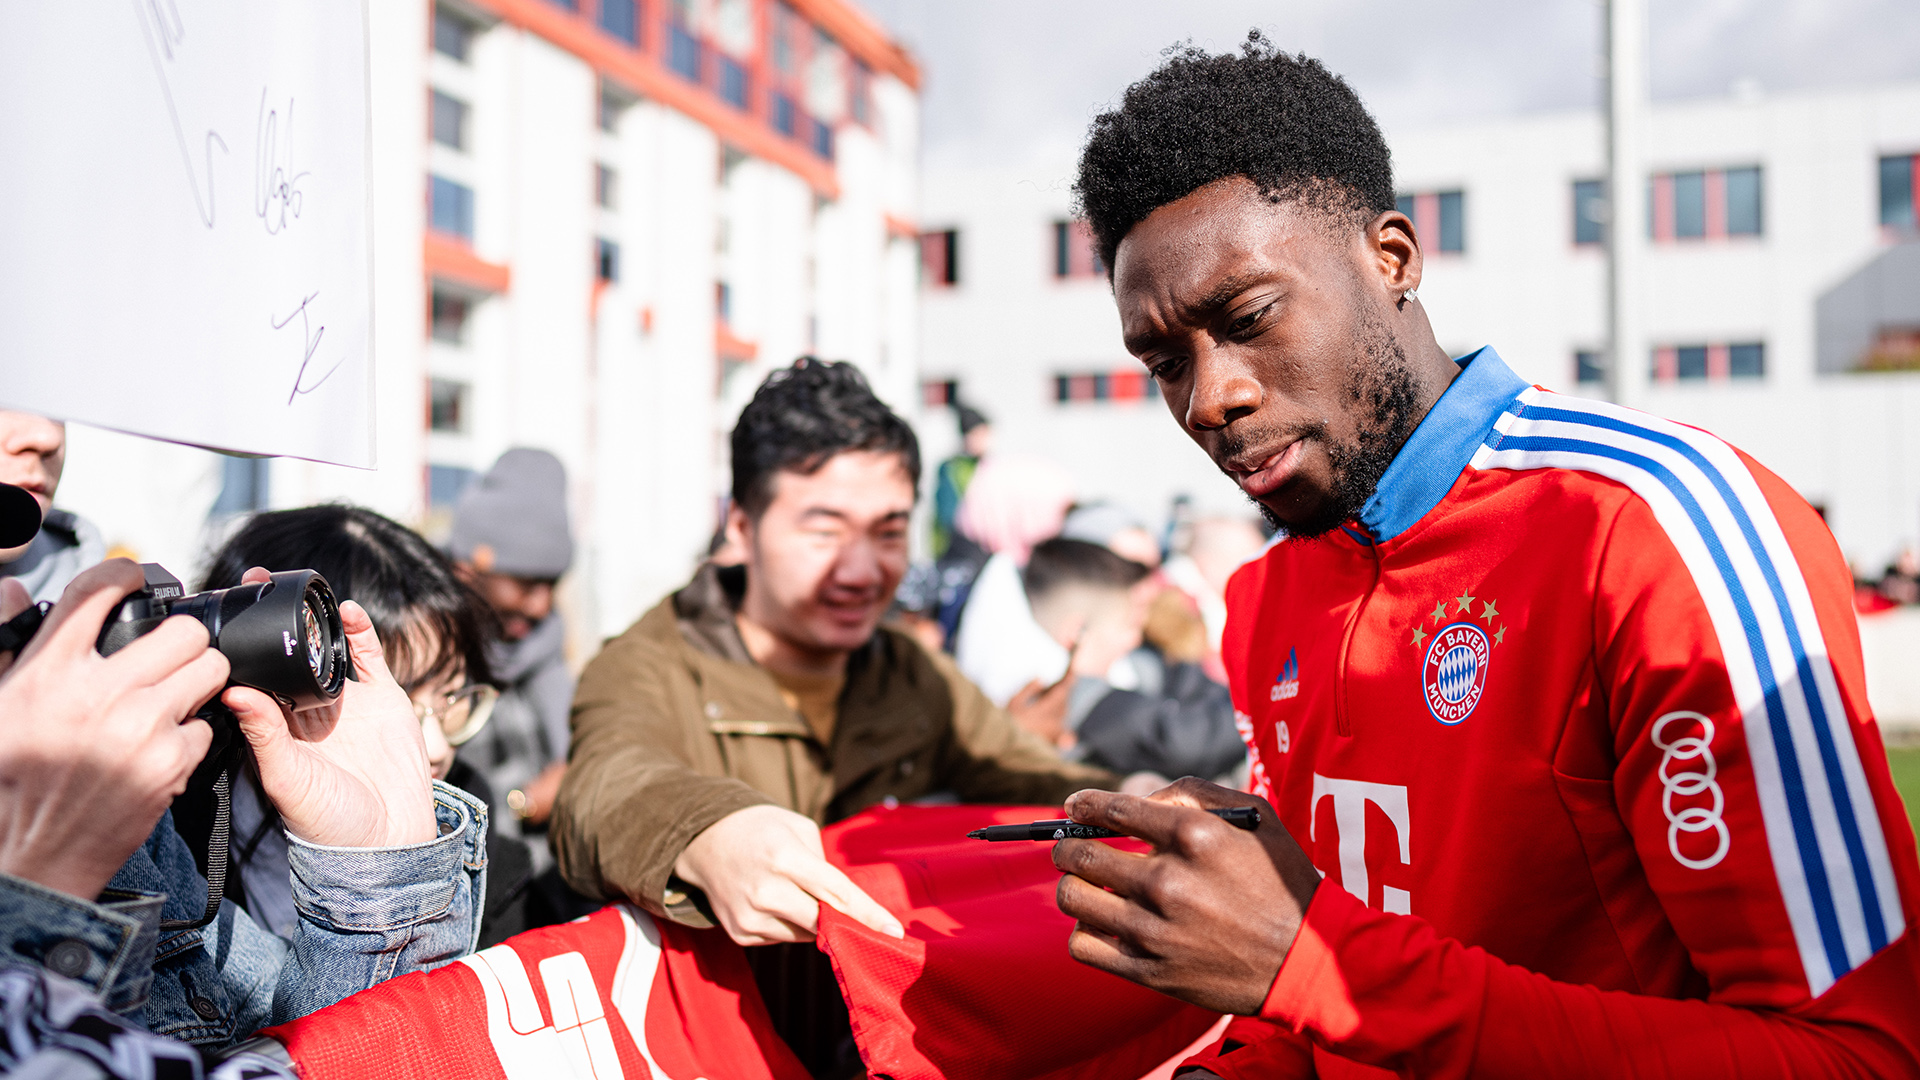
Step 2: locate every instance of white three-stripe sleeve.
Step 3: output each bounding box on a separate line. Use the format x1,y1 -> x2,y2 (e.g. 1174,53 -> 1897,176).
1470,388 -> 1903,996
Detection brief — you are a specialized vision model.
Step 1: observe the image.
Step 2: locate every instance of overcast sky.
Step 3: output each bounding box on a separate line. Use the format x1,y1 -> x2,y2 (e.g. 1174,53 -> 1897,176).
864,0 -> 1920,172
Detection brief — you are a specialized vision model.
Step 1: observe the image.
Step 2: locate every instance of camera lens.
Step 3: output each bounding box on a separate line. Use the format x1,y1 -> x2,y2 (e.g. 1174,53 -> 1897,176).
301,593 -> 332,683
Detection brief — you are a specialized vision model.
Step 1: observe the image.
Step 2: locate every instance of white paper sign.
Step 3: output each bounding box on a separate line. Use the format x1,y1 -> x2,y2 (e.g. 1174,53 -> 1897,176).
0,0 -> 374,467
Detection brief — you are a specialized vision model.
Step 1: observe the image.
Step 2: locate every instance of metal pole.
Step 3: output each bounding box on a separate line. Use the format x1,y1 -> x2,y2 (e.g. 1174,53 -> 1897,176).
1605,0 -> 1648,408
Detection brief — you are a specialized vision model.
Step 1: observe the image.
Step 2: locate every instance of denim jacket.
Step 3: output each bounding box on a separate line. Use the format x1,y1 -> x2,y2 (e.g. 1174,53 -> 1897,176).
0,780 -> 487,1047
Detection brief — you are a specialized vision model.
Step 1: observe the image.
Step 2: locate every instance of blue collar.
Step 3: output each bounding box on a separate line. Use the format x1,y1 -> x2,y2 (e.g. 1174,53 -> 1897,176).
1353,346 -> 1528,543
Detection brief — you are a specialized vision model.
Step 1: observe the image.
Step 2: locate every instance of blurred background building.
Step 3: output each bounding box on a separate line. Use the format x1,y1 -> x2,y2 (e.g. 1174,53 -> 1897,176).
59,0 -> 923,647
915,79 -> 1920,575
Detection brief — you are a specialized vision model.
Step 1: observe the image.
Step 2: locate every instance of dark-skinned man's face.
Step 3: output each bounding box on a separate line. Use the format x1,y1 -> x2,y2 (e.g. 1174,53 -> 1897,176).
1113,176 -> 1430,538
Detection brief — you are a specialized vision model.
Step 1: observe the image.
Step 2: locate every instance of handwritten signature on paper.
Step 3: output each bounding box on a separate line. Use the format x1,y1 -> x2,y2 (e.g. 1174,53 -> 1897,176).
133,0 -> 226,228
272,292 -> 343,404
254,90 -> 311,235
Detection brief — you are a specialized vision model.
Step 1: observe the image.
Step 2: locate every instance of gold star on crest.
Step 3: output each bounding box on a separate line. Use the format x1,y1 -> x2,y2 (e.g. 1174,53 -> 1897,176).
1455,589 -> 1476,614
1429,600 -> 1448,624
1480,599 -> 1499,624
1410,625 -> 1427,648
1494,625 -> 1507,646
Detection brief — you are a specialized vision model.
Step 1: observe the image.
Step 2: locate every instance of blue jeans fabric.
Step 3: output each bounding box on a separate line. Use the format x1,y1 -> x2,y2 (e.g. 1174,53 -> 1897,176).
0,780 -> 486,1047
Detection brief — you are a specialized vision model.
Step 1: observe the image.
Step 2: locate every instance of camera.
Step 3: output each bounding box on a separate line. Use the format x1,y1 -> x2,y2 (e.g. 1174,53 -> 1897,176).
0,562 -> 349,709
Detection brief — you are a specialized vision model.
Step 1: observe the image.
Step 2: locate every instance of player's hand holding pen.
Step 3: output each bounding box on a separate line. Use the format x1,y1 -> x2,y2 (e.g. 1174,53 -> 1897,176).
1049,776 -> 1322,1016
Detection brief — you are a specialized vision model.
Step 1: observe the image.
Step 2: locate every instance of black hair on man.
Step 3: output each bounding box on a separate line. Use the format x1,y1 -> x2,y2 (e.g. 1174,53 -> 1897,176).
730,356 -> 921,519
1023,537 -> 1152,603
1074,30 -> 1394,273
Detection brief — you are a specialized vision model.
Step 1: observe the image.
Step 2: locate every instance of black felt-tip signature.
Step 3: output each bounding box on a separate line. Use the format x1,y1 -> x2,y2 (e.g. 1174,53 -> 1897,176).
272,292 -> 342,404
254,90 -> 310,235
133,0 -> 225,228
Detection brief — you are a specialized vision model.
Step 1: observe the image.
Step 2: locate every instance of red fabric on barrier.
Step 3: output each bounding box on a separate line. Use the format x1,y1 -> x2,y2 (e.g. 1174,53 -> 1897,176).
262,904 -> 807,1080
817,804 -> 1222,1080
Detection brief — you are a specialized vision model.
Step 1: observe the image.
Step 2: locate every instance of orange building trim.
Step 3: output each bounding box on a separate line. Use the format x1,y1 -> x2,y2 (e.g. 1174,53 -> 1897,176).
462,0 -> 840,198
884,213 -> 918,240
425,233 -> 512,294
787,0 -> 920,90
716,322 -> 759,362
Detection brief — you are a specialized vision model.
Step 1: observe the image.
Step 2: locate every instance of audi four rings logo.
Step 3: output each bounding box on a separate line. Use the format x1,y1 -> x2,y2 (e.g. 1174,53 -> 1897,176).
1651,710 -> 1729,870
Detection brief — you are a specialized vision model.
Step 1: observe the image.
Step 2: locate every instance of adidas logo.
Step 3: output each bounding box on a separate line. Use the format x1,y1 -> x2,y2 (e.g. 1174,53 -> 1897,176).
1270,648 -> 1300,702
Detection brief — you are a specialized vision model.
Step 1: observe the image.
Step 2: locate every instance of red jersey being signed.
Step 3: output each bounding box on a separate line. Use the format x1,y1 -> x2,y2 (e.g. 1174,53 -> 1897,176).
1202,348 -> 1920,1079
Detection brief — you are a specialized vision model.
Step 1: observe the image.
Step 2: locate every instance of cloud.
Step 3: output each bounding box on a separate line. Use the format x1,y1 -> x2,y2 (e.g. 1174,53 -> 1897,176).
865,0 -> 1920,170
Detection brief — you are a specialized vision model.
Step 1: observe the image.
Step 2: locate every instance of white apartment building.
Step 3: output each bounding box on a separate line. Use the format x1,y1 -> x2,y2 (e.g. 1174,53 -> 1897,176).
917,81 -> 1920,574
57,0 -> 923,646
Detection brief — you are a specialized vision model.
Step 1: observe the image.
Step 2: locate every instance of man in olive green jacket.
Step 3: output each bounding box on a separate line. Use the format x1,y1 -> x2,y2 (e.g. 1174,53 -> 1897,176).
552,360 -> 1117,949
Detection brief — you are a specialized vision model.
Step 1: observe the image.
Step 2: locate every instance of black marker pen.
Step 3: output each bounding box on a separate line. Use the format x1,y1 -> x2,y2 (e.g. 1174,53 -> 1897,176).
966,805 -> 1261,841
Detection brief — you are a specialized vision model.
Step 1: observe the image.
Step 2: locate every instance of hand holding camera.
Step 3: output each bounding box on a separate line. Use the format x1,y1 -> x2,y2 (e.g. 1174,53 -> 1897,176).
0,560 -> 228,900
224,567 -> 437,849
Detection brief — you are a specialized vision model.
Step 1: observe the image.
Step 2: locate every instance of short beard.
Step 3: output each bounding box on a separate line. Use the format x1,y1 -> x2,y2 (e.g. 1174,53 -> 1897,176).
1247,312 -> 1425,539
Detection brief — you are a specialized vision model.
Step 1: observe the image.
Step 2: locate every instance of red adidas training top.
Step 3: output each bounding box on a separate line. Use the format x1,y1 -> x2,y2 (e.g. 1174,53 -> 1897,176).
1198,348 -> 1920,1079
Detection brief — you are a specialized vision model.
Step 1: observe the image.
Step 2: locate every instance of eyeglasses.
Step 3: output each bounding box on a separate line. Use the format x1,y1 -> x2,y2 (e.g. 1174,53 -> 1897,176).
413,683 -> 500,746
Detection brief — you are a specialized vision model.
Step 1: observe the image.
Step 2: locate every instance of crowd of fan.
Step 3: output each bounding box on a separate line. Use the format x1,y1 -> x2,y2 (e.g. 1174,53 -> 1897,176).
0,360 -> 1261,1077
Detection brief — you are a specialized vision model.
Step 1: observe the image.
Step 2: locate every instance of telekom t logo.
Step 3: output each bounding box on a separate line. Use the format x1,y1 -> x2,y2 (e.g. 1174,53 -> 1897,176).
1310,773 -> 1411,915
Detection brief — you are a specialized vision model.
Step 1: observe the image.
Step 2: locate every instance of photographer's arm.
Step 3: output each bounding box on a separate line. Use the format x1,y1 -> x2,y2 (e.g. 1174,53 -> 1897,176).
0,562 -> 227,1010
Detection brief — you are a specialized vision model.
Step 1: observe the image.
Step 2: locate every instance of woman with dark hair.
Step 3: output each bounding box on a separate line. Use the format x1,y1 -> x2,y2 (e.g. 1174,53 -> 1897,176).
198,505 -> 536,945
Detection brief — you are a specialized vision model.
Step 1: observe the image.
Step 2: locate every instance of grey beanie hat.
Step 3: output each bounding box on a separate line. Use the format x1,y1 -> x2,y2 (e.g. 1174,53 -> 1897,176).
448,448 -> 574,579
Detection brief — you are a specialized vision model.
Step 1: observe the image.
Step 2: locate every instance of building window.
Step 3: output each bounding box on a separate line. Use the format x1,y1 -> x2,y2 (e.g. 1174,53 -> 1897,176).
429,175 -> 474,240
919,229 -> 958,287
770,92 -> 797,137
1675,344 -> 1709,380
1053,219 -> 1103,279
432,6 -> 474,61
1880,154 -> 1918,230
1649,167 -> 1764,241
1573,179 -> 1606,246
428,378 -> 468,433
1725,167 -> 1762,236
211,456 -> 271,516
668,23 -> 701,82
809,117 -> 833,160
596,237 -> 620,283
1575,349 -> 1605,384
716,281 -> 732,322
922,379 -> 958,407
430,290 -> 470,343
1396,190 -> 1465,254
850,60 -> 872,127
597,0 -> 637,45
1651,341 -> 1765,383
428,464 -> 478,508
716,54 -> 750,110
1054,369 -> 1156,404
770,2 -> 798,74
597,85 -> 621,132
430,90 -> 467,150
595,163 -> 617,209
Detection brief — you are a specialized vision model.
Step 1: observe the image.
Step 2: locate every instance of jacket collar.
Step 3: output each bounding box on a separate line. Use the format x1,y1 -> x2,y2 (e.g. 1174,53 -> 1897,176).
1354,346 -> 1529,544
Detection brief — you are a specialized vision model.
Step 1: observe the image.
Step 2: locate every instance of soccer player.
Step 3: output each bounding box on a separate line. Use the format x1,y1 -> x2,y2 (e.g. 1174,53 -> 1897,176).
1050,34 -> 1920,1077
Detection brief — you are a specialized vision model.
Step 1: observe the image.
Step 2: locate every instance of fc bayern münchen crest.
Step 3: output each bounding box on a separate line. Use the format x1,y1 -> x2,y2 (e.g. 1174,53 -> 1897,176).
1422,621 -> 1491,725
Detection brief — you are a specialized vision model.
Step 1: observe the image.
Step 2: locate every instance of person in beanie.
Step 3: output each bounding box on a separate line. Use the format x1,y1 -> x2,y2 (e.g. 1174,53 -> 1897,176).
448,448 -> 575,872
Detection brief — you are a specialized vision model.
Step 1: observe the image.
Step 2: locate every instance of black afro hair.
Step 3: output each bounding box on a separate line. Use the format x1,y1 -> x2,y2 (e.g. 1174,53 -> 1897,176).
1074,31 -> 1395,272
